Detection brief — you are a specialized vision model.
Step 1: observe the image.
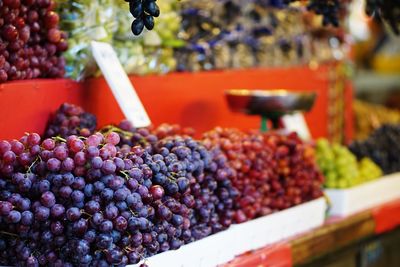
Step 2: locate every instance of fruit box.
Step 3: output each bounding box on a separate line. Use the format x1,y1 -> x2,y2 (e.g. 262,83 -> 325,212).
325,173 -> 400,217
130,198 -> 326,267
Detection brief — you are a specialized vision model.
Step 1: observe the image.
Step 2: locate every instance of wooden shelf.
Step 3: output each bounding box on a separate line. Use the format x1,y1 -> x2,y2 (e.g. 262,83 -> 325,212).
222,199 -> 400,267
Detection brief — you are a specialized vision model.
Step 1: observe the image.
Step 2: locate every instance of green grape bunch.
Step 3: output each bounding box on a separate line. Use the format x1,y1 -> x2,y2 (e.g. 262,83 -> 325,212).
316,139 -> 382,189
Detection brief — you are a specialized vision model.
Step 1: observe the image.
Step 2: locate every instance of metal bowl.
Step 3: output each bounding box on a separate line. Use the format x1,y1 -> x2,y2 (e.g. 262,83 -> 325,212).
225,89 -> 316,116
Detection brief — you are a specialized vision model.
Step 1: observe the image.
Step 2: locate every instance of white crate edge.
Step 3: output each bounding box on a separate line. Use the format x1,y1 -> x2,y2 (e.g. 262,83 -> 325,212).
325,172 -> 400,217
130,197 -> 326,267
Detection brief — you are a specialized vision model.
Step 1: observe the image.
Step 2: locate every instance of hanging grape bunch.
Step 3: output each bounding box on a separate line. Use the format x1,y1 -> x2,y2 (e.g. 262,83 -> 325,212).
366,0 -> 400,34
282,0 -> 341,26
126,0 -> 161,35
306,0 -> 341,27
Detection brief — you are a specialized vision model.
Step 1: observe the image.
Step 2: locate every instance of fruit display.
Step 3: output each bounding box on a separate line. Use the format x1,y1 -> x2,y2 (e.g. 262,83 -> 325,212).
174,0 -> 347,72
58,0 -> 181,79
350,124 -> 400,175
353,100 -> 400,141
0,0 -> 67,83
316,139 -> 382,189
0,103 -> 324,266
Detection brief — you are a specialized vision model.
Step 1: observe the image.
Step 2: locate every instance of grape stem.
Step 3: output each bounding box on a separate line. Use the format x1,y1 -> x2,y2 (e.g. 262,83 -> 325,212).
101,125 -> 133,138
119,171 -> 130,179
0,231 -> 19,237
52,136 -> 67,143
27,156 -> 41,173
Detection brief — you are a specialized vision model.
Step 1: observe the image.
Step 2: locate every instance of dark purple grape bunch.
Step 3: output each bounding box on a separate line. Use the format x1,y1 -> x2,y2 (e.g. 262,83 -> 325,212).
45,103 -> 97,138
0,131 -> 159,266
306,0 -> 341,27
127,0 -> 160,35
349,124 -> 400,174
283,0 -> 341,27
366,0 -> 400,34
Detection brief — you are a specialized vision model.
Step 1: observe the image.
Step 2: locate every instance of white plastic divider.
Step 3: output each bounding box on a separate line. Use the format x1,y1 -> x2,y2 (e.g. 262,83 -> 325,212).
130,197 -> 326,267
325,172 -> 400,217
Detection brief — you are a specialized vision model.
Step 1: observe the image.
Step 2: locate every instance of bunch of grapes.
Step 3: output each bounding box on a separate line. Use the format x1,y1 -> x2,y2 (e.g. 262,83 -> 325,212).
0,131 -> 163,265
0,0 -> 67,83
306,0 -> 341,26
263,132 -> 324,209
202,128 -> 275,223
350,124 -> 400,174
44,103 -> 97,138
202,128 -> 324,223
316,139 -> 382,189
103,122 -> 237,239
366,0 -> 400,34
283,0 -> 341,26
126,0 -> 160,35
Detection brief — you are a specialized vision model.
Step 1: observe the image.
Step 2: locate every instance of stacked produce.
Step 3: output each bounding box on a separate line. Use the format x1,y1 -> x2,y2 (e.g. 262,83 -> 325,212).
350,125 -> 400,175
174,0 -> 348,72
0,103 -> 324,266
353,100 -> 400,141
316,139 -> 382,189
202,128 -> 323,222
53,0 -> 348,79
0,0 -> 67,83
58,0 -> 181,79
44,103 -> 97,138
57,0 -> 117,80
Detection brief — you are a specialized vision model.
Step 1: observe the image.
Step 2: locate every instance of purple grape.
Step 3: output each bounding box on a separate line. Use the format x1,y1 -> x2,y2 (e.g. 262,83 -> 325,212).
34,206 -> 50,221
41,191 -> 56,207
51,204 -> 65,218
66,207 -> 80,221
99,220 -> 113,233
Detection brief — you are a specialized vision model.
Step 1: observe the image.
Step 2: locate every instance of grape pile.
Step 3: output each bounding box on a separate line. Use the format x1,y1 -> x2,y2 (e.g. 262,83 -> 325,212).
0,103 -> 325,266
202,128 -> 324,223
350,125 -> 400,175
0,0 -> 67,83
316,139 -> 382,189
126,0 -> 160,35
45,103 -> 97,138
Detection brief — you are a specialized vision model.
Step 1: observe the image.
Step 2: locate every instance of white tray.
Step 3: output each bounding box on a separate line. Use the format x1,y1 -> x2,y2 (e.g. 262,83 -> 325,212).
130,197 -> 326,267
325,173 -> 400,217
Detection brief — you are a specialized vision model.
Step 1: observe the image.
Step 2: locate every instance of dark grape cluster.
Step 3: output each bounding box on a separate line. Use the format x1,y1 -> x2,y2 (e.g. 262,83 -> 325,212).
306,0 -> 340,26
366,0 -> 400,34
0,0 -> 67,83
45,103 -> 97,138
0,132 -> 156,265
283,0 -> 341,26
349,124 -> 400,174
126,0 -> 160,36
